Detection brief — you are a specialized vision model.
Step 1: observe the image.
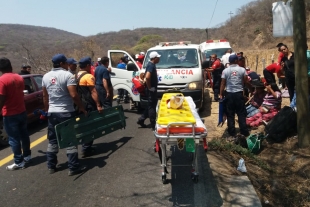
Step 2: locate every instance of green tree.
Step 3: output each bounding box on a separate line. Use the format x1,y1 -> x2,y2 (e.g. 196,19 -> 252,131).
132,35 -> 165,52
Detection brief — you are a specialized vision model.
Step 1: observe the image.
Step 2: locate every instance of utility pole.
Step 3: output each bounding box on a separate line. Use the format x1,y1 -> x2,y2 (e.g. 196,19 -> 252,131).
293,0 -> 310,147
228,11 -> 233,26
205,28 -> 209,40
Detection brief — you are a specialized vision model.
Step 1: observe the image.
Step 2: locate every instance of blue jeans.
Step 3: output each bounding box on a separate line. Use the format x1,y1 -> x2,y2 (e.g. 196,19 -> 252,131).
290,91 -> 296,108
3,111 -> 31,164
47,112 -> 79,170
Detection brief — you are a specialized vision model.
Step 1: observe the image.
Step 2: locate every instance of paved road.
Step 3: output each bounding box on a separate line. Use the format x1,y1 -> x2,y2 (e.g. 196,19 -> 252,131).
0,103 -> 223,207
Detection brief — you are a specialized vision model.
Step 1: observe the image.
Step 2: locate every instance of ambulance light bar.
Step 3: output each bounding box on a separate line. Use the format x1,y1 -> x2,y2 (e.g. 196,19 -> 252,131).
158,41 -> 191,46
206,39 -> 227,43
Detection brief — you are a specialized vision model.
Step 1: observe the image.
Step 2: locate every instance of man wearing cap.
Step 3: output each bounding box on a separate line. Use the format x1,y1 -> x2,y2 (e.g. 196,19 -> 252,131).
95,56 -> 113,109
137,51 -> 160,129
18,64 -> 30,75
219,54 -> 249,138
67,58 -> 78,75
76,57 -> 103,157
42,54 -> 87,175
0,57 -> 31,170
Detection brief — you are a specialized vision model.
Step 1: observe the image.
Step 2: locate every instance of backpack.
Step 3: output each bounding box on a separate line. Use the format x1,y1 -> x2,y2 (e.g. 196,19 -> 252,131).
76,72 -> 97,113
264,106 -> 297,142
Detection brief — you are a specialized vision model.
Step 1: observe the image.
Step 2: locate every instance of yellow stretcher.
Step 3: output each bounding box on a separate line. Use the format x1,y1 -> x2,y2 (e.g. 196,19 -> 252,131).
154,93 -> 208,184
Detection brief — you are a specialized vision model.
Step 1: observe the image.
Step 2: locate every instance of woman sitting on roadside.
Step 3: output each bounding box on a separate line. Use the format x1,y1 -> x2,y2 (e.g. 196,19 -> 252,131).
246,83 -> 282,127
246,83 -> 267,118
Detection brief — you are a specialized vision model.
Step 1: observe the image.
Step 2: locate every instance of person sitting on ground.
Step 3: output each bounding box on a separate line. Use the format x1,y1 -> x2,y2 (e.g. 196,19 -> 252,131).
246,82 -> 267,118
246,83 -> 282,127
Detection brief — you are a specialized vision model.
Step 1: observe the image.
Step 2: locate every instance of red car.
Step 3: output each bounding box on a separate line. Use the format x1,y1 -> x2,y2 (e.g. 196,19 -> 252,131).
0,74 -> 44,146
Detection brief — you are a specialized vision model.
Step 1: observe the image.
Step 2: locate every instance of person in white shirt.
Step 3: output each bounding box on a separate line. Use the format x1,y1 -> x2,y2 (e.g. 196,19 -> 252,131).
221,49 -> 233,68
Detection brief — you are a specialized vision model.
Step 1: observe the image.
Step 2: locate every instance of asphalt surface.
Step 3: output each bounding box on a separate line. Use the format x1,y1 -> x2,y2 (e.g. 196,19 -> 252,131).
0,103 -> 223,207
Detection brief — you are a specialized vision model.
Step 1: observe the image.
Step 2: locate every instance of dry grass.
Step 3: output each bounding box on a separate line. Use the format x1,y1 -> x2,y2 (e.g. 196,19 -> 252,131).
201,89 -> 310,207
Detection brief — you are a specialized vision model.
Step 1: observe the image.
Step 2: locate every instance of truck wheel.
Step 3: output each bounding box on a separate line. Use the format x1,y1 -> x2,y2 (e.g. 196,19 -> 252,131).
0,123 -> 9,146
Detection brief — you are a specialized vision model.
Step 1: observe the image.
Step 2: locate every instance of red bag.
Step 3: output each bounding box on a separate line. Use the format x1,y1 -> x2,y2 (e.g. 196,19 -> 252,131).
132,77 -> 145,93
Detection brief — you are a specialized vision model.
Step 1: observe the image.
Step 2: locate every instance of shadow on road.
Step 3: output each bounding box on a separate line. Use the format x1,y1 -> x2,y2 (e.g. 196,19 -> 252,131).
74,136 -> 133,181
166,145 -> 223,206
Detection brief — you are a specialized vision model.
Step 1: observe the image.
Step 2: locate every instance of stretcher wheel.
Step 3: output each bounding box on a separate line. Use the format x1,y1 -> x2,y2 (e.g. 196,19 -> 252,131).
162,175 -> 167,184
191,174 -> 199,183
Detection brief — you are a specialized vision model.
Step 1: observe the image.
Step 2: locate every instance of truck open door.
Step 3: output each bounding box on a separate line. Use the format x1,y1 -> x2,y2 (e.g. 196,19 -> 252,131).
108,50 -> 141,102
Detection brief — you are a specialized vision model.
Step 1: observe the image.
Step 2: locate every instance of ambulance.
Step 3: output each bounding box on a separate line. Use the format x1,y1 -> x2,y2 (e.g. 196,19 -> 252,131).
108,41 -> 205,109
199,39 -> 233,61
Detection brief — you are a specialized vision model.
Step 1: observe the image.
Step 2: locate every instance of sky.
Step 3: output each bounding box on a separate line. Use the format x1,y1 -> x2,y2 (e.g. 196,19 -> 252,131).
0,0 -> 255,36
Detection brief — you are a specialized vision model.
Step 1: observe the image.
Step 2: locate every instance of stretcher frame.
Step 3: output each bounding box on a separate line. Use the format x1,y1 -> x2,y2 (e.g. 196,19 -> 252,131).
154,100 -> 208,184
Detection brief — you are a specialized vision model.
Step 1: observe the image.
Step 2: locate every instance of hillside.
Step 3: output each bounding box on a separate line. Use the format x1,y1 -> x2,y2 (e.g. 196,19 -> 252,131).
0,24 -> 83,71
0,0 -> 310,72
91,28 -> 206,50
209,0 -> 310,50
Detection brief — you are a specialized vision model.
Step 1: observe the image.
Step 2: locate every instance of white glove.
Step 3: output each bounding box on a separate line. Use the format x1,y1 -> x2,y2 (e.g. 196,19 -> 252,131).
149,87 -> 155,92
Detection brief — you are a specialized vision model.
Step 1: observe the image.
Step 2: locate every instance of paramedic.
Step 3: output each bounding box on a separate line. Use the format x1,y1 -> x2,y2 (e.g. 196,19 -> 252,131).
219,54 -> 249,138
137,51 -> 160,130
42,54 -> 87,175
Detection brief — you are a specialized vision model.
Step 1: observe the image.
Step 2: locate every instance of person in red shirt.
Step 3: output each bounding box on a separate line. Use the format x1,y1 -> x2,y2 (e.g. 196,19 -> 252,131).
263,63 -> 284,84
276,43 -> 286,88
205,54 -> 222,101
136,55 -> 144,69
0,57 -> 31,170
90,65 -> 96,76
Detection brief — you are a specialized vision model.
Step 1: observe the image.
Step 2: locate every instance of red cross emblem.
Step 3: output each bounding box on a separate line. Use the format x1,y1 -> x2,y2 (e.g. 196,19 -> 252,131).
51,78 -> 56,84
